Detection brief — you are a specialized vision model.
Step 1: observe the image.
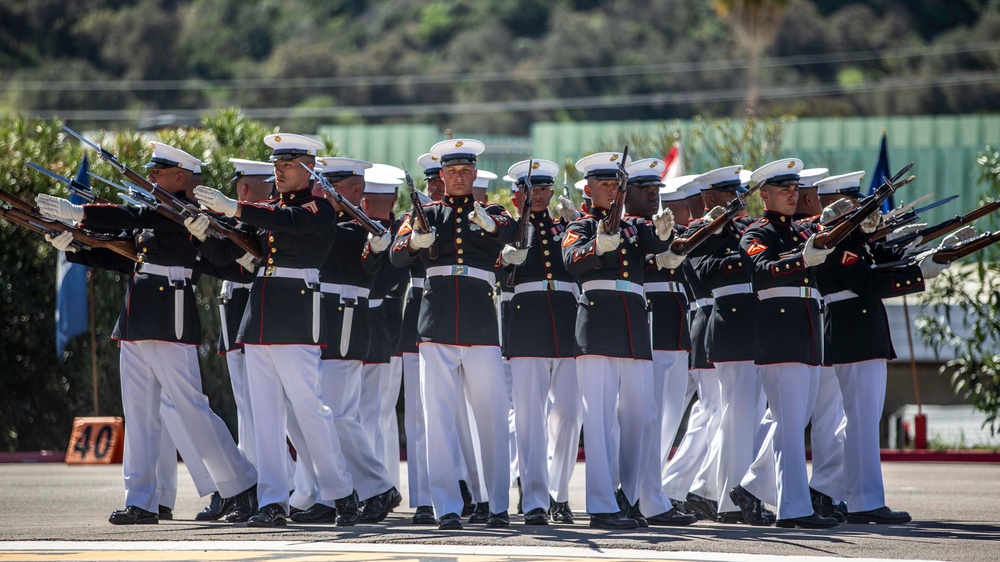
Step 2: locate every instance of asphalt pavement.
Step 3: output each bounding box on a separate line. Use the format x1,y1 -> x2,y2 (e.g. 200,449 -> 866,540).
1,461 -> 998,561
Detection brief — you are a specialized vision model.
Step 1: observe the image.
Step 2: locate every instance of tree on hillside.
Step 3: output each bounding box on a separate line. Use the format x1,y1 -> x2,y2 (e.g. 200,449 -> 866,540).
712,0 -> 792,114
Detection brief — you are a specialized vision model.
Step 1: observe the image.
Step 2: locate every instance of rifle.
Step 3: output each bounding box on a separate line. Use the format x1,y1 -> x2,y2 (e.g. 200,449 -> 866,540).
869,194 -> 960,241
299,163 -> 388,236
505,160 -> 534,286
0,189 -> 137,261
62,125 -> 264,261
931,230 -> 1000,263
403,164 -> 438,259
26,162 -> 110,204
883,200 -> 1000,249
601,145 -> 630,234
812,162 -> 915,249
669,178 -> 765,255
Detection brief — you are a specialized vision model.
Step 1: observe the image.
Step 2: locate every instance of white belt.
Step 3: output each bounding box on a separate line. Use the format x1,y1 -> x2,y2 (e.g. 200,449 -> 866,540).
425,265 -> 496,286
501,291 -> 513,302
693,297 -> 715,310
368,298 -> 383,308
514,280 -> 580,297
319,283 -> 370,300
220,280 -> 252,300
257,266 -> 320,284
823,289 -> 859,304
645,281 -> 686,294
712,283 -> 753,299
139,263 -> 192,281
581,279 -> 644,298
757,286 -> 821,301
410,277 -> 425,290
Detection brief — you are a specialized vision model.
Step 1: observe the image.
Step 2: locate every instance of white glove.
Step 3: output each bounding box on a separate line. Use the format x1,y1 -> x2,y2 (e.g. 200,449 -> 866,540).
652,207 -> 675,241
820,198 -> 854,225
655,249 -> 686,270
368,231 -> 392,254
595,223 -> 621,256
940,225 -> 978,248
860,208 -> 882,234
886,223 -> 926,242
193,185 -> 238,218
184,215 -> 210,242
500,244 -> 529,266
704,205 -> 726,222
802,233 -> 835,267
44,231 -> 77,253
557,195 -> 581,223
469,201 -> 497,233
409,226 -> 436,250
919,256 -> 949,279
236,252 -> 257,270
35,194 -> 84,223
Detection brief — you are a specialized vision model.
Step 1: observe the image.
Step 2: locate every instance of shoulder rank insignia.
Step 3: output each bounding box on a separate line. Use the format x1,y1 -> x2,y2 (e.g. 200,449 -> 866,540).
562,230 -> 580,248
746,240 -> 767,256
840,250 -> 859,266
302,201 -> 319,214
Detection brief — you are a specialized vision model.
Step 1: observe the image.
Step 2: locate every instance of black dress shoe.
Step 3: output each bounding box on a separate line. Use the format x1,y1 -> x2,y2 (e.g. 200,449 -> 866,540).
775,513 -> 839,528
225,486 -> 258,523
247,503 -> 287,527
334,490 -> 361,526
438,512 -> 463,530
109,505 -> 158,525
524,507 -> 549,525
847,506 -> 912,524
670,498 -> 694,516
685,492 -> 718,521
486,510 -> 510,528
762,506 -> 777,525
197,491 -> 235,521
729,485 -> 772,526
459,480 -> 475,517
589,511 -> 638,530
290,503 -> 337,523
412,505 -> 437,525
647,508 -> 697,526
615,488 -> 647,528
549,499 -> 574,524
468,501 -> 490,524
717,511 -> 744,524
158,505 -> 173,521
359,487 -> 402,524
810,488 -> 845,522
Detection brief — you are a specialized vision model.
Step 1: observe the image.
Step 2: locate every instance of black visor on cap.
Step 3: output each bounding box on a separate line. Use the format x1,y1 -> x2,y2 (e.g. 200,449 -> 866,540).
707,178 -> 743,191
144,157 -> 182,170
518,175 -> 555,188
835,186 -> 862,196
628,175 -> 665,188
424,168 -> 442,180
585,169 -> 620,180
269,149 -> 312,162
439,154 -> 477,166
766,173 -> 800,187
321,170 -> 358,182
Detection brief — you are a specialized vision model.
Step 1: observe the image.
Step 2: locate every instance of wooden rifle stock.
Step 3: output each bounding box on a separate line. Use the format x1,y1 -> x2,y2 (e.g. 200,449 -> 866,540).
932,230 -> 1000,264
0,195 -> 137,262
813,173 -> 916,249
669,179 -> 764,255
403,166 -> 438,260
299,163 -> 387,237
506,161 -> 534,286
914,200 -> 1000,247
600,145 -> 629,234
62,125 -> 264,261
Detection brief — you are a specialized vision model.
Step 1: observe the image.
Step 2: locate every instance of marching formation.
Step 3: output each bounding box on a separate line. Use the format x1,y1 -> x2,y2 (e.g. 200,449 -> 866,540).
10,129 -> 999,531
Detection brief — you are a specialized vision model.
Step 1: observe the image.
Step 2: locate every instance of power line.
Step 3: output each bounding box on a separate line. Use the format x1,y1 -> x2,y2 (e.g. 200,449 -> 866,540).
5,41 -> 999,93
23,70 -> 1000,122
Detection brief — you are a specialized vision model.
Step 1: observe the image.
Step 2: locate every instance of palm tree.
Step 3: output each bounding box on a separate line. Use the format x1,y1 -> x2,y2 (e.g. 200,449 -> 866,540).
713,0 -> 792,114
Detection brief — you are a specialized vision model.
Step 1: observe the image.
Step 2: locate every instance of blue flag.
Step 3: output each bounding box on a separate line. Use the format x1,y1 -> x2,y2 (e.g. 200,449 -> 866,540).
868,131 -> 894,213
55,157 -> 90,359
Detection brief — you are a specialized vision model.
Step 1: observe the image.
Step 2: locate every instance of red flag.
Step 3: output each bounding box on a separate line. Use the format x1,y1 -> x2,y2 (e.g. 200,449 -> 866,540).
660,140 -> 683,180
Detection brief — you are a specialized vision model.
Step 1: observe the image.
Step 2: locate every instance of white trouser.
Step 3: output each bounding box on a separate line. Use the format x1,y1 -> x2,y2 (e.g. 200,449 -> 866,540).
154,393 -> 217,508
510,357 -> 580,513
382,356 -> 403,488
225,350 -> 257,468
809,365 -> 847,501
637,359 -> 676,516
546,360 -> 583,503
320,359 -> 392,501
662,370 -> 711,500
119,341 -> 256,513
504,359 -> 519,488
759,362 -> 820,520
358,362 -> 392,486
653,350 -> 692,478
689,369 -> 723,501
286,400 -> 317,511
402,352 -> 431,507
577,355 -> 655,514
420,343 -> 510,517
835,359 -> 888,512
740,404 -> 777,506
245,344 -> 352,509
455,385 -> 486,503
714,360 -> 761,512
